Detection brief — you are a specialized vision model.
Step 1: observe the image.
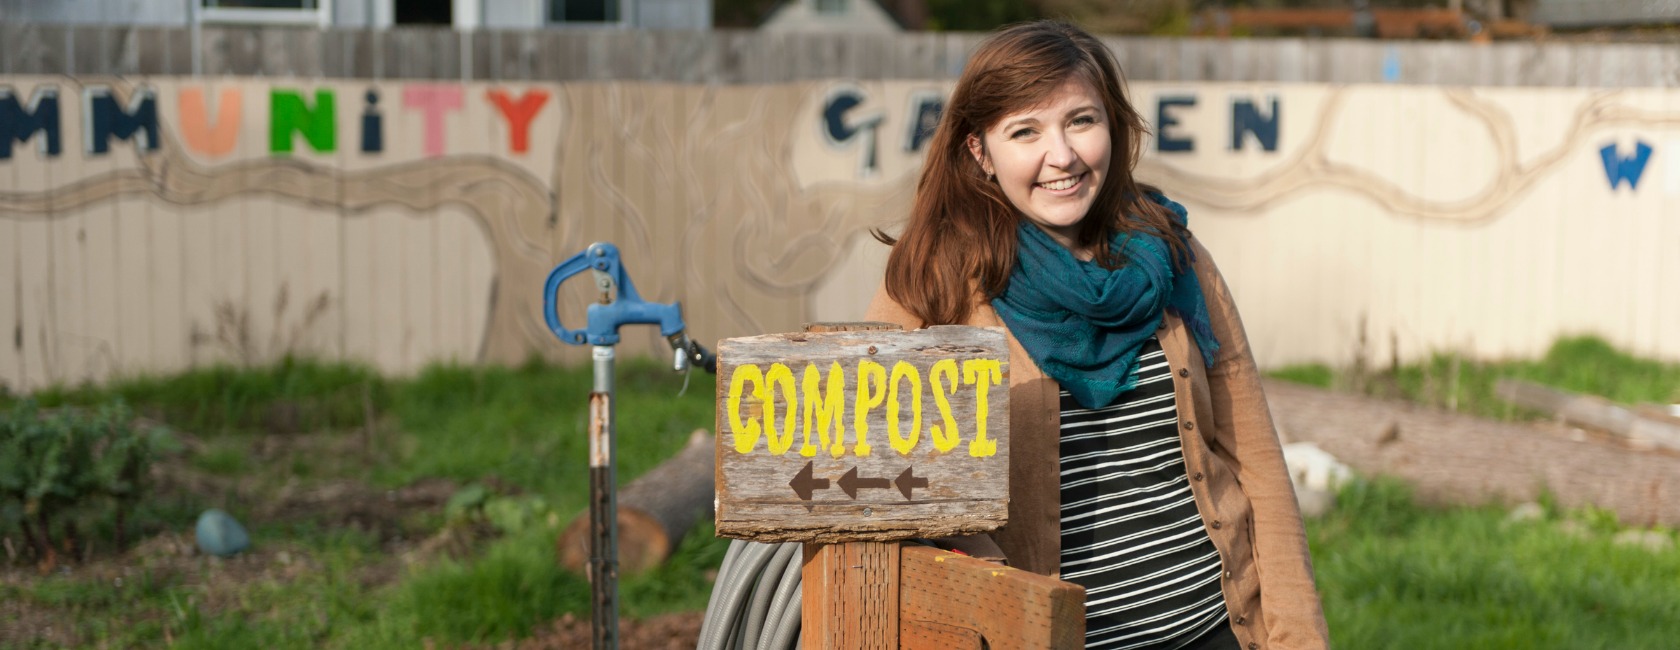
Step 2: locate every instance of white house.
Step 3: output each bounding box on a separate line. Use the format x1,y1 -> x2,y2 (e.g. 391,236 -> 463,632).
760,0 -> 901,33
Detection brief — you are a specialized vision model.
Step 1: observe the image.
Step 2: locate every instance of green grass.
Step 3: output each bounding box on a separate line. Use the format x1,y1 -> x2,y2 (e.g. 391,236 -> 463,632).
1309,479 -> 1680,649
10,342 -> 1680,648
1270,335 -> 1680,420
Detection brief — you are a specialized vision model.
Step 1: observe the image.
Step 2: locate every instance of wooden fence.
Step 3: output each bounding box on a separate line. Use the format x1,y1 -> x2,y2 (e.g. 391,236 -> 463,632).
3,24 -> 1680,87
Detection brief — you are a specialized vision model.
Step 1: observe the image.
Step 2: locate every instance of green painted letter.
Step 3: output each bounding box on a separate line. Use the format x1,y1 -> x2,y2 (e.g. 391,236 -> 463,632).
270,89 -> 336,154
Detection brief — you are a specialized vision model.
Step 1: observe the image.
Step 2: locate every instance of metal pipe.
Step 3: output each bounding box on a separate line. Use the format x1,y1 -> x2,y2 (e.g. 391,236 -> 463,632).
588,345 -> 619,650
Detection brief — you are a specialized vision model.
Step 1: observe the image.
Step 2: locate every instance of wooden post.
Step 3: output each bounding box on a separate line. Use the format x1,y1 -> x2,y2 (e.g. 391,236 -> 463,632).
801,540 -> 901,649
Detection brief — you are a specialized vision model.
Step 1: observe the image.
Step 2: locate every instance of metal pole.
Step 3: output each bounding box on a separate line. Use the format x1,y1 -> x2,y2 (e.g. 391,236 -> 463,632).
588,345 -> 620,650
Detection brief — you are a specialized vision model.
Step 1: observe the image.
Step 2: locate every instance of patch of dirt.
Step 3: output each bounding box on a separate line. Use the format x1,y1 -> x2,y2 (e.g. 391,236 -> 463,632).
0,595 -> 78,648
260,476 -> 462,548
457,611 -> 706,650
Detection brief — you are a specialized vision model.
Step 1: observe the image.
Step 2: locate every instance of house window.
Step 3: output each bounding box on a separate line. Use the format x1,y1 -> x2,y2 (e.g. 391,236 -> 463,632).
206,0 -> 315,7
550,0 -> 620,23
394,0 -> 452,25
815,0 -> 848,15
200,0 -> 329,26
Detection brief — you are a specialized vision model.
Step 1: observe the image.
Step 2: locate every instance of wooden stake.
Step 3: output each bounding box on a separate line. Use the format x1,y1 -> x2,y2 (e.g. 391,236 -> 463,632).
801,541 -> 900,650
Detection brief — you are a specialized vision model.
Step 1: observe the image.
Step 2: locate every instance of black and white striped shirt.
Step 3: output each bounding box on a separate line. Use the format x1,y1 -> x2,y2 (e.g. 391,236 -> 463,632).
1059,336 -> 1229,649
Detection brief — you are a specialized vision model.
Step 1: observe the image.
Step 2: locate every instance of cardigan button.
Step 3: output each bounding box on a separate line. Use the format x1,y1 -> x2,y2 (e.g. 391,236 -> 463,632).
1223,570 -> 1233,579
1248,643 -> 1259,650
1210,520 -> 1222,530
1178,368 -> 1190,377
1236,615 -> 1247,625
1183,421 -> 1195,431
1193,472 -> 1205,481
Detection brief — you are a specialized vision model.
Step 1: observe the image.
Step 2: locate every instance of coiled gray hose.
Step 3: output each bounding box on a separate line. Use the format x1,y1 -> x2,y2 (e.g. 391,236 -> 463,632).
697,540 -> 804,650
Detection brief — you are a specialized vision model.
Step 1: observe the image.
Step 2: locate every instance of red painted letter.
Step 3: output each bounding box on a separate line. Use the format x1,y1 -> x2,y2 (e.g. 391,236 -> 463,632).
486,89 -> 550,154
402,85 -> 464,158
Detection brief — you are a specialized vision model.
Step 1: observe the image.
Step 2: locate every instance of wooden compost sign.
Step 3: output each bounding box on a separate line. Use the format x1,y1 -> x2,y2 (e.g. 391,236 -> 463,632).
714,325 -> 1009,543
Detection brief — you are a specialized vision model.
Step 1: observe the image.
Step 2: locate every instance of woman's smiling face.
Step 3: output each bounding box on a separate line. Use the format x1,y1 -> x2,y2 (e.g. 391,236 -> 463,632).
969,77 -> 1112,253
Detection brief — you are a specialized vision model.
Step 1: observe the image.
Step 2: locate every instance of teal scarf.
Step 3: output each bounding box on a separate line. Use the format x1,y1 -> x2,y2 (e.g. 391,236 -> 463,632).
991,193 -> 1219,410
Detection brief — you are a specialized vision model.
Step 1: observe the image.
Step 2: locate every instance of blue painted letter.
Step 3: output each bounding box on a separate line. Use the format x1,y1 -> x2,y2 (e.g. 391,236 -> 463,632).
1157,96 -> 1196,153
821,85 -> 883,176
0,86 -> 62,159
84,85 -> 160,154
905,92 -> 943,153
1232,97 -> 1280,152
1600,141 -> 1654,191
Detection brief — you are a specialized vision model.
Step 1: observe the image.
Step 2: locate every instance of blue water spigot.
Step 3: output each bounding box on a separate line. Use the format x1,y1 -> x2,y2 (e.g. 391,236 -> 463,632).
543,242 -> 686,347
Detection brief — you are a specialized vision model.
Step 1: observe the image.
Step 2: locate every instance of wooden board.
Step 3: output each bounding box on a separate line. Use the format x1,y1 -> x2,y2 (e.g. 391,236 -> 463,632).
899,545 -> 1085,650
715,325 -> 1009,543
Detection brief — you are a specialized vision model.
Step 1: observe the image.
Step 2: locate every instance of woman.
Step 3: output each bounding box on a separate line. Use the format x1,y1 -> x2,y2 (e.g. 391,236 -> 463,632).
866,21 -> 1330,650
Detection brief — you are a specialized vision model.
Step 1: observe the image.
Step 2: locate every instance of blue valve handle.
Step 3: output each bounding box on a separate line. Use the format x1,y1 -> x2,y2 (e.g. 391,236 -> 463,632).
543,242 -> 686,346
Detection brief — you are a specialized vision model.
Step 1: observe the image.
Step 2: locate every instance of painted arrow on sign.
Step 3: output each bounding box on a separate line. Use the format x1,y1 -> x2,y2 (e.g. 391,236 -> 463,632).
838,466 -> 891,498
789,460 -> 831,501
894,467 -> 928,500
791,463 -> 933,501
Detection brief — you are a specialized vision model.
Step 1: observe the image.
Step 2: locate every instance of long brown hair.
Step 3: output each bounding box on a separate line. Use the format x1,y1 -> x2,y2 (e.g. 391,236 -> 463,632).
875,21 -> 1189,326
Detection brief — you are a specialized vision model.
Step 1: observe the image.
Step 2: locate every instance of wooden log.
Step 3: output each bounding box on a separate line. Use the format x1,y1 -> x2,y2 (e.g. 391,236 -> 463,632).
1264,379 -> 1680,527
556,428 -> 715,575
802,540 -> 900,650
1493,379 -> 1680,452
898,545 -> 1085,650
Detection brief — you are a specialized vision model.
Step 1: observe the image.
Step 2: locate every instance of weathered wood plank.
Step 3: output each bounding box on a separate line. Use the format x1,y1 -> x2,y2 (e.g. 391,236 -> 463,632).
468,30 -> 496,81
108,26 -> 142,76
257,27 -> 292,77
71,24 -> 103,75
899,545 -> 1086,650
291,28 -> 326,78
6,24 -> 56,75
135,27 -> 170,76
715,325 -> 1010,543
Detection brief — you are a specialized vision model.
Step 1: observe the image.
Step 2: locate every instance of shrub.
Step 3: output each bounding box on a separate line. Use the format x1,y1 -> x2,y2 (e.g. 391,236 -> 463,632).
0,400 -> 169,566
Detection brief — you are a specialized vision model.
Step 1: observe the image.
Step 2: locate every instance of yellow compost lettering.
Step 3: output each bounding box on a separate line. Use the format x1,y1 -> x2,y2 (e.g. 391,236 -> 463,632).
853,360 -> 886,457
963,359 -> 1001,457
929,359 -> 960,453
800,362 -> 846,458
888,361 -> 923,455
722,355 -> 1003,459
764,363 -> 797,455
728,363 -> 764,453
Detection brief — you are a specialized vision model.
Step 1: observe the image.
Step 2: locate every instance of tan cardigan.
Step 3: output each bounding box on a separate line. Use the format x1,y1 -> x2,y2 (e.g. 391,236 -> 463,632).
865,237 -> 1330,650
